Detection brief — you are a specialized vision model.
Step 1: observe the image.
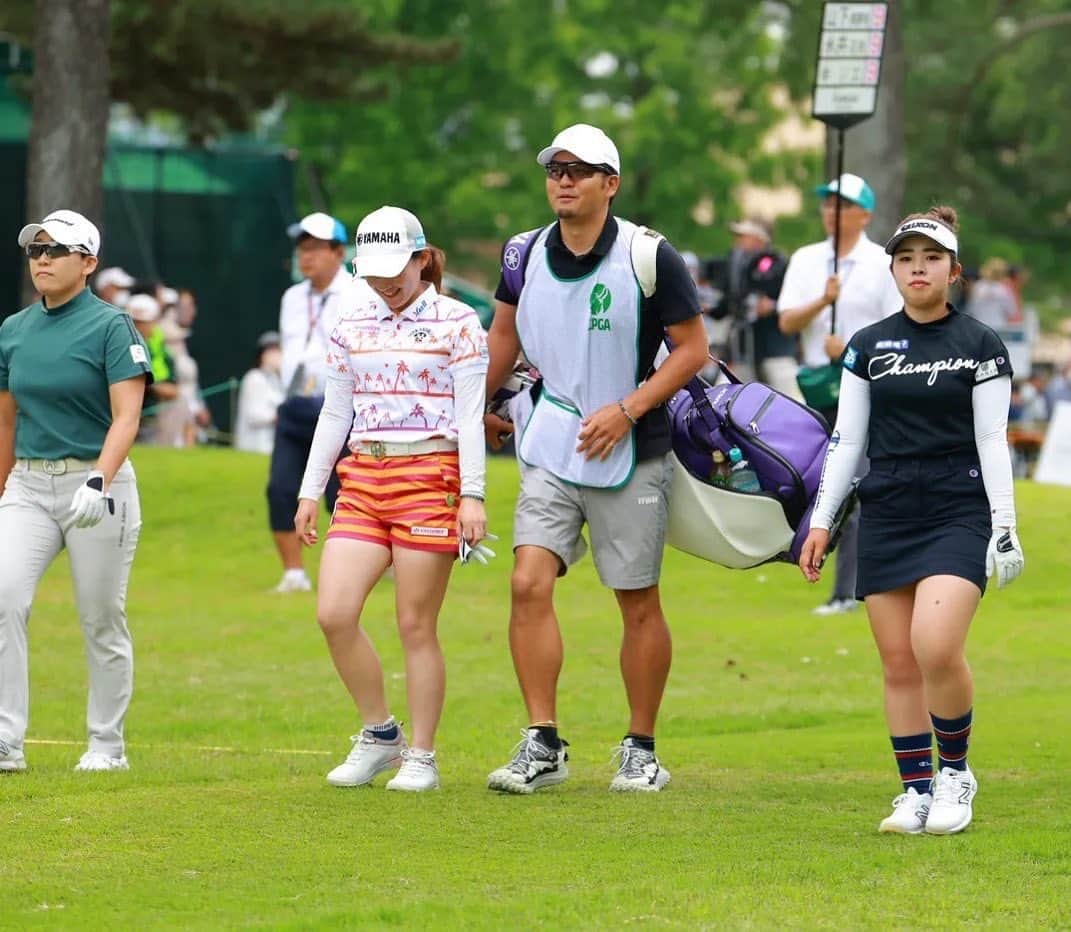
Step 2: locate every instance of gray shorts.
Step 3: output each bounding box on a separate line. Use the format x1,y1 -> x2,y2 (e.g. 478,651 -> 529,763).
513,454 -> 673,590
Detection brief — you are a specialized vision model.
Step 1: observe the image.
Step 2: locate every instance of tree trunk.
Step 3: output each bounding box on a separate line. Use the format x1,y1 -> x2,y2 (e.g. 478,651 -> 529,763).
824,0 -> 904,242
24,0 -> 110,302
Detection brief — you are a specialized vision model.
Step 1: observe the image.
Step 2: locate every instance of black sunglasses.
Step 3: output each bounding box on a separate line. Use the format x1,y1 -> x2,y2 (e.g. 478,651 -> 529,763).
544,160 -> 613,182
25,242 -> 87,260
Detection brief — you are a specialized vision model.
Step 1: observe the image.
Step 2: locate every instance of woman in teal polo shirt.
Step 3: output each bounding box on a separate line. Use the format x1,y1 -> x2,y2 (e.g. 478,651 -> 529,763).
0,210 -> 152,774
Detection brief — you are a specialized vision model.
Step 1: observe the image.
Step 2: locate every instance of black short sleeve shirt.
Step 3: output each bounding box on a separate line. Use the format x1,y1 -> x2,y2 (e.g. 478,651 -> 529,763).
841,306 -> 1013,460
494,215 -> 702,459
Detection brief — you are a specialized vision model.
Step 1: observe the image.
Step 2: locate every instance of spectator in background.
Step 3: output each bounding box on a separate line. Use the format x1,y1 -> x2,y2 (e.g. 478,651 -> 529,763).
235,331 -> 284,454
157,287 -> 210,447
681,250 -> 722,381
126,294 -> 178,422
1005,264 -> 1027,324
94,267 -> 134,308
964,258 -> 1017,331
724,217 -> 798,398
1045,360 -> 1071,411
268,212 -> 373,594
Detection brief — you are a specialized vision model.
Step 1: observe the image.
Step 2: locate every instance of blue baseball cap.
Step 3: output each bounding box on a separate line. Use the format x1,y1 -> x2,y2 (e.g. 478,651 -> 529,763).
287,211 -> 348,244
815,173 -> 875,211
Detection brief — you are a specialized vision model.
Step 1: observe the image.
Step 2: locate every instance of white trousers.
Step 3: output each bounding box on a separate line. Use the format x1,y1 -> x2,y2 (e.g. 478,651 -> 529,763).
0,460 -> 141,757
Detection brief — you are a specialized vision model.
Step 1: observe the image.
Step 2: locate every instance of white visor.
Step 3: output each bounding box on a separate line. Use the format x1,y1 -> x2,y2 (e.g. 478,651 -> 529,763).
885,219 -> 958,256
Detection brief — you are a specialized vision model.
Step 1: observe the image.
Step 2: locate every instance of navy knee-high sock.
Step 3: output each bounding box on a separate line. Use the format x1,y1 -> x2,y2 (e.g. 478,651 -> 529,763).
891,733 -> 934,794
931,709 -> 972,772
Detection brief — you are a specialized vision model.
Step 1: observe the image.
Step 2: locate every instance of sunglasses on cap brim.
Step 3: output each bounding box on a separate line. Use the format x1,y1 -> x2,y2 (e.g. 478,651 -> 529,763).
25,242 -> 90,260
544,160 -> 615,181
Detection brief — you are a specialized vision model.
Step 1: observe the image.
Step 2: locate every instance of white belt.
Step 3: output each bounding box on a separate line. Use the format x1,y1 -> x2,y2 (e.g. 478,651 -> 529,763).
351,438 -> 457,460
17,457 -> 96,476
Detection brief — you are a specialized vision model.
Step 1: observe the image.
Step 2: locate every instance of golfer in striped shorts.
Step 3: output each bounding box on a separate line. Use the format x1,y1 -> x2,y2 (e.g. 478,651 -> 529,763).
0,210 -> 151,774
294,206 -> 490,792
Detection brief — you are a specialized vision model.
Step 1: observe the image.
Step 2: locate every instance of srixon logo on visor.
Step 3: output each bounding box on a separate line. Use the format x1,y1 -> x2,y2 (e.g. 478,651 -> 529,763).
900,220 -> 939,232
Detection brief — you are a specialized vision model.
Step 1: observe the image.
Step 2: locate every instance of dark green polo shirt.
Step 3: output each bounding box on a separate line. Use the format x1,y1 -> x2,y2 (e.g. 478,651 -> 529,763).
0,287 -> 153,459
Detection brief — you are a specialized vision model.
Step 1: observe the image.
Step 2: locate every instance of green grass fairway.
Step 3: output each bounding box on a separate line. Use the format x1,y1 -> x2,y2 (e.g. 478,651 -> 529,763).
3,447 -> 1069,929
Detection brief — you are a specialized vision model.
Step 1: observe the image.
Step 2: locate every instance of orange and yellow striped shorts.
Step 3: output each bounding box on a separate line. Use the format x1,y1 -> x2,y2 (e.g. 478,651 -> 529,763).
327,451 -> 460,553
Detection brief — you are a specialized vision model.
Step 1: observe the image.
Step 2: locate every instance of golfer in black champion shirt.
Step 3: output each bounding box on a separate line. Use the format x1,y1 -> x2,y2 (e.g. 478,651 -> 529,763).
800,206 -> 1025,836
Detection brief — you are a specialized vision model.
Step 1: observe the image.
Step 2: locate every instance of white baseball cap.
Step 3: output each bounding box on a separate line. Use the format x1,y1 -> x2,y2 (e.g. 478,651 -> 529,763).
96,266 -> 135,290
884,217 -> 959,257
287,211 -> 348,244
352,206 -> 427,279
18,209 -> 101,256
537,123 -> 621,175
729,218 -> 773,243
126,293 -> 161,323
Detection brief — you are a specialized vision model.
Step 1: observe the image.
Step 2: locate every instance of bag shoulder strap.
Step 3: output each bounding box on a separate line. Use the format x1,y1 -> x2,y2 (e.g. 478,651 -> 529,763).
629,225 -> 662,298
500,226 -> 546,303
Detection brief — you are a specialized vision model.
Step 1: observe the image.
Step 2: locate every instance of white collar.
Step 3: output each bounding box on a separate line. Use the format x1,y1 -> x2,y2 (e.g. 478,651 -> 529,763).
823,231 -> 873,263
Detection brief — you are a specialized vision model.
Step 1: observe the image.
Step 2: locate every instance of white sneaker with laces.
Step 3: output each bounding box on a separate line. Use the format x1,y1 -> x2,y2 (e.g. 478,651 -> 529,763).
386,748 -> 440,791
812,597 -> 858,616
0,739 -> 27,773
274,570 -> 312,593
879,787 -> 932,834
326,729 -> 406,787
926,766 -> 977,835
609,739 -> 671,792
487,728 -> 569,794
75,750 -> 129,772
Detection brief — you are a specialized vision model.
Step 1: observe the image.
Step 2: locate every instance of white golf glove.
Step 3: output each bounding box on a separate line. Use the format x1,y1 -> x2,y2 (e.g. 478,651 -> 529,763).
69,471 -> 115,529
985,527 -> 1024,589
459,532 -> 498,565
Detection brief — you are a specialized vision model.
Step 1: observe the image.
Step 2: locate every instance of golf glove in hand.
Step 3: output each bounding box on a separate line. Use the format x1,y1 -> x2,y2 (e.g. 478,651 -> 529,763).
985,527 -> 1024,589
460,532 -> 498,565
69,471 -> 115,529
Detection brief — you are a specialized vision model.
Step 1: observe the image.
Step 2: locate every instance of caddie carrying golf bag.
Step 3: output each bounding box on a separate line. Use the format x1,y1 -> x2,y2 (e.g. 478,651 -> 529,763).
666,360 -> 853,569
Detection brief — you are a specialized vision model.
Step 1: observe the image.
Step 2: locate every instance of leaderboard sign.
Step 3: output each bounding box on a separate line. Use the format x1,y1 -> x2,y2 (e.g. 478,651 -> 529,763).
812,3 -> 888,129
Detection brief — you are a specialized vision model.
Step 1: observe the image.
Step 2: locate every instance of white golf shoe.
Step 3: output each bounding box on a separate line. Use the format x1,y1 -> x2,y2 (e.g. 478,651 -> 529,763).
274,569 -> 312,593
878,787 -> 932,834
0,739 -> 26,773
487,729 -> 569,794
926,767 -> 978,835
609,739 -> 670,792
326,730 -> 406,787
75,751 -> 129,772
812,597 -> 858,616
386,749 -> 440,792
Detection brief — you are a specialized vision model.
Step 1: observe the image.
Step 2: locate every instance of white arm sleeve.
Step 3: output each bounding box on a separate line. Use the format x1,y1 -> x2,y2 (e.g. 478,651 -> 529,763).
973,375 -> 1016,529
452,368 -> 487,499
297,374 -> 353,501
810,370 -> 870,530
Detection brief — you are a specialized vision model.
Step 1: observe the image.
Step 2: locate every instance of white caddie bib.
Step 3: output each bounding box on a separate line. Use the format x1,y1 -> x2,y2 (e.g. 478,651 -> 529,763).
516,220 -> 644,488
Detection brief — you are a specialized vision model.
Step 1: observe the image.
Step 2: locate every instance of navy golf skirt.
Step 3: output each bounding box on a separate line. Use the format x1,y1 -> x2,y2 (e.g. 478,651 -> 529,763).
855,452 -> 991,599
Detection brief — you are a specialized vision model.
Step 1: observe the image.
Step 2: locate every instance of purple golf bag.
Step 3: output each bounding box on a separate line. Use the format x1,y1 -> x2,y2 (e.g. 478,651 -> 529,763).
667,361 -> 852,566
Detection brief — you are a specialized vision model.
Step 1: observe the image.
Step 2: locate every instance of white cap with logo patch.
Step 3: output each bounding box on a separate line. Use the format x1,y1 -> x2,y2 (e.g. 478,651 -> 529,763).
537,123 -> 621,175
18,209 -> 101,256
352,206 -> 427,279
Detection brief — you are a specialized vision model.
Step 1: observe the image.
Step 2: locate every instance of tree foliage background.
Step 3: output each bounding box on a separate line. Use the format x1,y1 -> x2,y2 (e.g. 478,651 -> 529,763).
2,0 -> 1069,311
282,0 -> 1071,307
